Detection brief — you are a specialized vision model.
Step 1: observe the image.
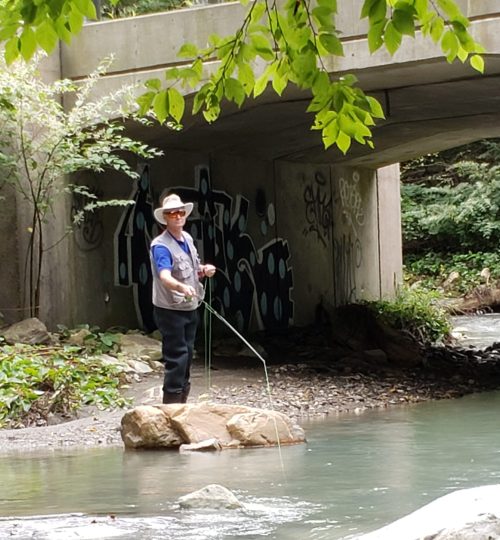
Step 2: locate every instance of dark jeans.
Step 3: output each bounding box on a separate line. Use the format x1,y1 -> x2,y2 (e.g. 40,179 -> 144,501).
153,306 -> 199,395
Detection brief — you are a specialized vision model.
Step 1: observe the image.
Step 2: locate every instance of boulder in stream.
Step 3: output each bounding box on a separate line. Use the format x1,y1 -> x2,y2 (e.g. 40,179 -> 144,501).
178,484 -> 243,510
358,484 -> 500,540
121,402 -> 306,450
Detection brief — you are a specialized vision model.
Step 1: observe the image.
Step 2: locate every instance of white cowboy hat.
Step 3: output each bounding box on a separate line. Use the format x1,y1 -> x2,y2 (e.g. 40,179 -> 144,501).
154,194 -> 194,225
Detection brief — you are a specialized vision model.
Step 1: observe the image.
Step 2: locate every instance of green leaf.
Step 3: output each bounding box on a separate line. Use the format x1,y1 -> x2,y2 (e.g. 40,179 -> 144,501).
392,8 -> 415,36
369,0 -> 387,23
192,83 -> 211,114
250,34 -> 274,61
336,130 -> 352,154
225,78 -> 246,106
168,87 -> 185,122
366,96 -> 385,118
0,24 -> 20,41
368,20 -> 385,53
152,89 -> 169,123
69,9 -> 84,34
35,21 -> 59,54
272,72 -> 287,96
312,6 -> 333,27
54,17 -> 73,44
254,65 -> 275,97
322,119 -> 339,149
437,0 -> 460,20
441,29 -> 459,62
312,70 -> 330,96
470,54 -> 484,73
178,42 -> 199,58
238,62 -> 255,96
250,1 -> 266,23
291,51 -> 317,87
72,0 -> 96,18
361,0 -> 376,19
430,17 -> 445,42
338,113 -> 358,137
145,78 -> 162,91
456,46 -> 467,63
319,33 -> 344,56
202,103 -> 220,123
414,0 -> 429,17
384,21 -> 402,55
165,67 -> 179,80
20,27 -> 37,61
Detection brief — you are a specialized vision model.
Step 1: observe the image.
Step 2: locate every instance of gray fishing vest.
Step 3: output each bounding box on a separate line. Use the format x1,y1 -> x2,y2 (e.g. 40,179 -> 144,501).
150,230 -> 204,311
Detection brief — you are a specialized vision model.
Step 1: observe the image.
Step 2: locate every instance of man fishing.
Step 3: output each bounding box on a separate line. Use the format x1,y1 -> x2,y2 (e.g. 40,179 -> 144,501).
150,193 -> 216,404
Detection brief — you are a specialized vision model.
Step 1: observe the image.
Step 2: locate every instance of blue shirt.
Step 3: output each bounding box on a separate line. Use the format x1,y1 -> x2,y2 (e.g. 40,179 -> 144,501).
151,234 -> 191,272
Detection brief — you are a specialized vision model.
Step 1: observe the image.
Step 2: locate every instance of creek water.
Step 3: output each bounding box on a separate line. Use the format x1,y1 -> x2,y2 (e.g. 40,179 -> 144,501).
1,315 -> 500,540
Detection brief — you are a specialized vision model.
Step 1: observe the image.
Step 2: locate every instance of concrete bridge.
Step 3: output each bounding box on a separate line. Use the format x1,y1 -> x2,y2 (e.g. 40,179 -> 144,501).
2,1 -> 500,331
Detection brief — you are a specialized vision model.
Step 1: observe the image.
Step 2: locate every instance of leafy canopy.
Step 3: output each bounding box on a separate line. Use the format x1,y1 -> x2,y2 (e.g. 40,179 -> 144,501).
138,0 -> 485,154
0,0 -> 486,154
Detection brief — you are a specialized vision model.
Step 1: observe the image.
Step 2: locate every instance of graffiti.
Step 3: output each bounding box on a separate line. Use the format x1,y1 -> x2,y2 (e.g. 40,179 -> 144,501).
174,166 -> 294,331
114,164 -> 157,330
115,164 -> 294,331
71,187 -> 104,251
339,171 -> 364,235
302,171 -> 333,246
334,234 -> 362,305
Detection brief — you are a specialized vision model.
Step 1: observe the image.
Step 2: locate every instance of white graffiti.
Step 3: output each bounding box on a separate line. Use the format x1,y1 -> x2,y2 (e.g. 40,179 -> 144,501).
339,171 -> 365,235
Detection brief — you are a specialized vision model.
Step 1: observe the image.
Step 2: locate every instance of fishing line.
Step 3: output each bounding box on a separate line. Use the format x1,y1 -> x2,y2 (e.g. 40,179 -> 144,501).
203,279 -> 213,389
201,298 -> 286,474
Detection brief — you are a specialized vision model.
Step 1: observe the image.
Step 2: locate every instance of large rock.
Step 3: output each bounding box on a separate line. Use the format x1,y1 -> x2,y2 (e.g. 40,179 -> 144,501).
121,405 -> 183,449
121,403 -> 306,450
178,484 -> 243,510
358,484 -> 500,540
1,318 -> 51,345
168,402 -> 255,445
227,410 -> 306,446
118,333 -> 162,363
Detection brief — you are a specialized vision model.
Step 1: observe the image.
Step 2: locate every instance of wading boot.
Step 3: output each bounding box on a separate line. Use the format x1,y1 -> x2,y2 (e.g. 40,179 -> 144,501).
162,392 -> 182,404
180,383 -> 191,404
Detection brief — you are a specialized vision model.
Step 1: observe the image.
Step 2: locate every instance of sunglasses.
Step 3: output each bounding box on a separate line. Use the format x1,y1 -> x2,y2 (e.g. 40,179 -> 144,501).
164,209 -> 186,218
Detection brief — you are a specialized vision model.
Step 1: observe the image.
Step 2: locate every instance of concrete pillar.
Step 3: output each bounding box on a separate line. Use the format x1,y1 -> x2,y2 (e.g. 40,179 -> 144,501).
275,161 -> 334,326
331,163 -> 402,305
377,164 -> 403,298
331,165 -> 380,304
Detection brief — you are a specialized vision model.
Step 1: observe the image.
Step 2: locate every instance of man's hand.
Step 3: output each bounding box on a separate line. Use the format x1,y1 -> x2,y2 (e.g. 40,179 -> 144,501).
179,283 -> 197,298
202,264 -> 216,278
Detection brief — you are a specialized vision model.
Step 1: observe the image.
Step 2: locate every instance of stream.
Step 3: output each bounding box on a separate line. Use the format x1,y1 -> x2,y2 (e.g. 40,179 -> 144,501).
0,315 -> 499,539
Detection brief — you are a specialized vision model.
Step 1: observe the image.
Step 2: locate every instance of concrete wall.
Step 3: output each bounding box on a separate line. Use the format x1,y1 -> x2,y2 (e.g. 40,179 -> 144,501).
0,185 -> 21,325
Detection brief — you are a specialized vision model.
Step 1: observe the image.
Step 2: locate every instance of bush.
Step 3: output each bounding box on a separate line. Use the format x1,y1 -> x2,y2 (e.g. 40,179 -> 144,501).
404,251 -> 500,294
0,342 -> 130,428
366,286 -> 451,344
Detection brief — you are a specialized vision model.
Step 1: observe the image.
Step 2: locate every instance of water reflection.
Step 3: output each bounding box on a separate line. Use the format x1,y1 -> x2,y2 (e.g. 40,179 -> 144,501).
1,391 -> 500,539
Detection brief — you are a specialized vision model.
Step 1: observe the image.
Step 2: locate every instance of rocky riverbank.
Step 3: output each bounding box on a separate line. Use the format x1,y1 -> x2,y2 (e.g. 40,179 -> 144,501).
2,310 -> 500,455
2,339 -> 500,455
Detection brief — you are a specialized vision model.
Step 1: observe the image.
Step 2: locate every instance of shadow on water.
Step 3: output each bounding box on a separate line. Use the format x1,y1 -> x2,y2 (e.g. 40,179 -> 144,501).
1,389 -> 500,539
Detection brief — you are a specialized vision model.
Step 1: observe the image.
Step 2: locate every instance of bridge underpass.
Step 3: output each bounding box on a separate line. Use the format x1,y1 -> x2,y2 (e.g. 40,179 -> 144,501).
3,1 -> 499,330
